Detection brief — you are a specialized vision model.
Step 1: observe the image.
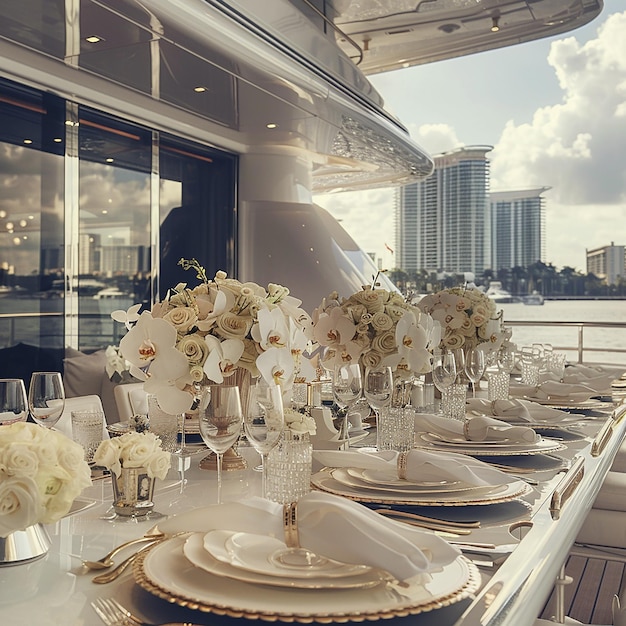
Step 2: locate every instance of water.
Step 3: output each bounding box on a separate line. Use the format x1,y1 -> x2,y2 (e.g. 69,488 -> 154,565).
499,300 -> 626,365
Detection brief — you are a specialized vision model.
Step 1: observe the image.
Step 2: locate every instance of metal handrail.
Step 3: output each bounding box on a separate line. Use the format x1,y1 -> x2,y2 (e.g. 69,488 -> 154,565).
506,320 -> 626,364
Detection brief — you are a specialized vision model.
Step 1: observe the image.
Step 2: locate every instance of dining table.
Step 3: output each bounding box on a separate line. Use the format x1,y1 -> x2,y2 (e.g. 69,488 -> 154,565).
1,386 -> 625,626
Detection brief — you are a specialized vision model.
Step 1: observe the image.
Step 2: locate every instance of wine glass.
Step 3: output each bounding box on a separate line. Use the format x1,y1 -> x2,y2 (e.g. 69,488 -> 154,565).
332,363 -> 362,448
464,347 -> 486,398
244,379 -> 284,498
363,366 -> 393,420
28,372 -> 65,428
0,379 -> 29,425
198,385 -> 243,504
431,351 -> 457,414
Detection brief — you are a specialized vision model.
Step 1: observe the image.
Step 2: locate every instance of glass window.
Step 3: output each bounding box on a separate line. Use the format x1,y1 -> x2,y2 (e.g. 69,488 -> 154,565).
0,79 -> 66,376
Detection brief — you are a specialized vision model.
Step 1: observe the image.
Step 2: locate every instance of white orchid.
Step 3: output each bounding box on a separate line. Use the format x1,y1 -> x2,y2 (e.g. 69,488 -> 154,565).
395,311 -> 431,375
111,303 -> 142,330
256,346 -> 295,387
203,335 -> 245,384
252,307 -> 290,351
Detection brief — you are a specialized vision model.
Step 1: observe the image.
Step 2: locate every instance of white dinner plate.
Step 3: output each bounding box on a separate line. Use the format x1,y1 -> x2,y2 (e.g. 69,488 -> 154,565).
204,529 -> 373,580
415,432 -> 565,456
311,470 -> 530,506
357,467 -> 462,489
183,533 -> 382,590
136,534 -> 481,621
335,468 -> 478,495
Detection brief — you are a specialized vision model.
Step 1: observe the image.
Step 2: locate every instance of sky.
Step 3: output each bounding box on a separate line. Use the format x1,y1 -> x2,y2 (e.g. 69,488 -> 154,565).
314,2 -> 626,275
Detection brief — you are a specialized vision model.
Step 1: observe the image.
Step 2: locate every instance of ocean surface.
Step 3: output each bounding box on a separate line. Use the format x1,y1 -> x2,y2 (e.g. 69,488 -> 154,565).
499,300 -> 626,366
1,297 -> 625,365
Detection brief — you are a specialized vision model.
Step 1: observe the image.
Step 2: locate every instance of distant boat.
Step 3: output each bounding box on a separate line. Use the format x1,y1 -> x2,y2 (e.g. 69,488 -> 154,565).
523,292 -> 545,306
93,287 -> 127,300
485,281 -> 519,303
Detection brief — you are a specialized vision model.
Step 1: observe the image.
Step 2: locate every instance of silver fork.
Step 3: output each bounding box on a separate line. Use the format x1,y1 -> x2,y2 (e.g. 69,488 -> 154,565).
91,597 -> 200,626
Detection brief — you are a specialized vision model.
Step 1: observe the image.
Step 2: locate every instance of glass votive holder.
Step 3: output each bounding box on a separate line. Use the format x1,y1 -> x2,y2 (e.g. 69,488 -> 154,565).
265,430 -> 312,504
487,371 -> 510,401
521,361 -> 540,386
71,409 -> 105,462
147,394 -> 180,453
377,406 -> 415,452
440,384 -> 467,421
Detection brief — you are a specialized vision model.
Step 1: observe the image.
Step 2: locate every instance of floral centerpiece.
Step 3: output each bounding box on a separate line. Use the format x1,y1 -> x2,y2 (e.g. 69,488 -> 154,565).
112,259 -> 314,415
417,285 -> 506,354
93,431 -> 171,479
0,422 -> 92,537
312,284 -> 439,379
284,406 -> 317,435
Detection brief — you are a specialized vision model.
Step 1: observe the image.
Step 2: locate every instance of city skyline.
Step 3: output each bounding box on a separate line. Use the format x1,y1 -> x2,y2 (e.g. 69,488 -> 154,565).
315,3 -> 626,275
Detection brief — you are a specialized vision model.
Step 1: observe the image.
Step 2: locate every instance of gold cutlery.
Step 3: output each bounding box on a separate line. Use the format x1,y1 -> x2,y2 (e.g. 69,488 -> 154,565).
92,542 -> 160,584
83,527 -> 165,570
91,597 -> 201,625
374,509 -> 478,534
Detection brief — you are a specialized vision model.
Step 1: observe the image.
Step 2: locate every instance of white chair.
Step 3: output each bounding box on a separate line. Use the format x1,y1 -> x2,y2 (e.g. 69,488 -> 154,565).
55,394 -> 109,441
114,382 -> 148,422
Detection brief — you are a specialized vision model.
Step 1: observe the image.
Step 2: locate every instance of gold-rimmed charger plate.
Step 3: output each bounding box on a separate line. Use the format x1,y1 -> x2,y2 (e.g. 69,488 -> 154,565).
416,432 -> 566,456
335,469 -> 479,495
135,535 -> 481,622
520,396 -> 608,410
183,533 -> 381,590
312,470 -> 530,506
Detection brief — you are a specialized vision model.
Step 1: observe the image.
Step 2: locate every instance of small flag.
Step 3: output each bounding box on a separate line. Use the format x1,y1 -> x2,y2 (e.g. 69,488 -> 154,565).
384,243 -> 394,254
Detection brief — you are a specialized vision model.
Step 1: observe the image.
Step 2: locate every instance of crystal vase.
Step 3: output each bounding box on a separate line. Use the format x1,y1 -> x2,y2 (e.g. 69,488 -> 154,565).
0,523 -> 50,565
265,430 -> 312,504
111,466 -> 156,517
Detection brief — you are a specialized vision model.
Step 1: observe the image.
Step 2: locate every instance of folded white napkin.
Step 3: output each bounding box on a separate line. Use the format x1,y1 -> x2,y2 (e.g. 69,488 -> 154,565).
509,379 -> 596,401
414,412 -> 538,443
539,370 -> 615,393
567,363 -> 625,379
466,397 -> 570,424
159,492 -> 460,581
313,448 -> 510,487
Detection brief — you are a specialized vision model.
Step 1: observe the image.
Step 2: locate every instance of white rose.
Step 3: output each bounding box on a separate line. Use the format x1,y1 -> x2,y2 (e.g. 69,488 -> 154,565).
177,333 -> 209,365
0,443 -> 40,478
94,439 -> 123,476
164,306 -> 198,334
0,476 -> 42,537
121,432 -> 162,468
215,312 -> 252,340
144,450 -> 171,480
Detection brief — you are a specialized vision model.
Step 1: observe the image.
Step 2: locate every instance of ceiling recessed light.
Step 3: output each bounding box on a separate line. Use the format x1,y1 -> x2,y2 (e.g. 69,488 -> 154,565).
23,139 -> 33,145
53,138 -> 62,143
105,158 -> 114,163
85,35 -> 103,43
266,123 -> 278,129
193,86 -> 207,93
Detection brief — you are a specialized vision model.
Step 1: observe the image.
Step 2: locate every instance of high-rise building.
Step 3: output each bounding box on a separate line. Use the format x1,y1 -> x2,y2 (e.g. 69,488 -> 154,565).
394,146 -> 491,278
586,243 -> 625,285
490,188 -> 548,270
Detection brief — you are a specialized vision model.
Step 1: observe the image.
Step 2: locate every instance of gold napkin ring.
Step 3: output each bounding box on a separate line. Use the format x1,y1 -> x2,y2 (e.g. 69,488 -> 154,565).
283,502 -> 300,548
397,452 -> 408,480
463,420 -> 471,440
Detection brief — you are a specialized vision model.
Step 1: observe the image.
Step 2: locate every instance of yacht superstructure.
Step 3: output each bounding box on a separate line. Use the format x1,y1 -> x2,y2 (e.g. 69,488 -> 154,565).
0,0 -> 604,351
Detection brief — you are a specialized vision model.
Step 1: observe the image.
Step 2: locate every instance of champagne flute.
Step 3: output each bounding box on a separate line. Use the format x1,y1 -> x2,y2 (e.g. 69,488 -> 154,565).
0,379 -> 29,425
28,372 -> 65,428
431,351 -> 457,414
333,363 -> 362,448
244,379 -> 284,498
464,347 -> 486,398
198,385 -> 243,504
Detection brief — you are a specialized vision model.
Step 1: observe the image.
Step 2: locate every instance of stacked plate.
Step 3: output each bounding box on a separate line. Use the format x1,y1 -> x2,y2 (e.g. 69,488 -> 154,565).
311,466 -> 530,506
133,530 -> 481,621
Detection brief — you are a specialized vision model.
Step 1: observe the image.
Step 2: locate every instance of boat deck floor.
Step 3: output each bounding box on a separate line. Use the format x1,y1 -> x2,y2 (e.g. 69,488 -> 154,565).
540,547 -> 626,624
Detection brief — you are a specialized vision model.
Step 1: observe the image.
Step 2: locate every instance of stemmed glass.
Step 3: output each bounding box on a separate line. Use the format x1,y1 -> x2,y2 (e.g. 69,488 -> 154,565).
198,385 -> 243,504
0,379 -> 29,425
431,351 -> 457,414
244,379 -> 285,498
363,366 -> 393,422
28,372 -> 65,428
332,363 -> 362,448
464,347 -> 486,398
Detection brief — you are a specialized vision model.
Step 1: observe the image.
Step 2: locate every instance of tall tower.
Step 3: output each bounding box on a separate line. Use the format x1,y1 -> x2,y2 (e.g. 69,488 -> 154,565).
395,146 -> 491,277
490,188 -> 548,270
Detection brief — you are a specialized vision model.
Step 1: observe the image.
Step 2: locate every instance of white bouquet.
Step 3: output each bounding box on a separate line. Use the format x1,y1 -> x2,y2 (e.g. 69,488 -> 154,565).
93,431 -> 171,480
0,422 -> 92,537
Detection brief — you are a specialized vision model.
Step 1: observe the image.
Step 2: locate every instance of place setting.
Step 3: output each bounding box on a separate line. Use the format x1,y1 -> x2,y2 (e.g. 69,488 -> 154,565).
131,492 -> 482,622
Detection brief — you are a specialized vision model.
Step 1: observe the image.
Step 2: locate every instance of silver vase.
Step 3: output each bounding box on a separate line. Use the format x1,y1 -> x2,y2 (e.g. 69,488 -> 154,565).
0,523 -> 51,566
